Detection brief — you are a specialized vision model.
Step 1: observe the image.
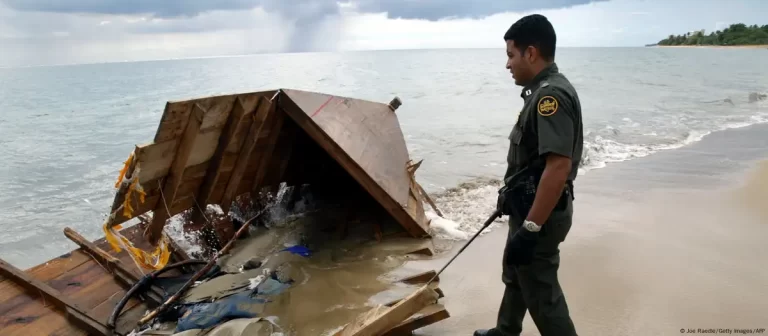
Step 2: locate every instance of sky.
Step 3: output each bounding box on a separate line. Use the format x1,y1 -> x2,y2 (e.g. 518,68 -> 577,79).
0,0 -> 766,67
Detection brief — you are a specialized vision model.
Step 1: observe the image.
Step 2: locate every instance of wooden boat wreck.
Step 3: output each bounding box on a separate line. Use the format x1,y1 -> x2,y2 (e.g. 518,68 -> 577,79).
0,89 -> 451,335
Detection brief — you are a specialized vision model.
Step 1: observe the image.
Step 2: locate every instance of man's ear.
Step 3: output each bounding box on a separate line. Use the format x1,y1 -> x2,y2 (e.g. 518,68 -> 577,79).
525,46 -> 538,63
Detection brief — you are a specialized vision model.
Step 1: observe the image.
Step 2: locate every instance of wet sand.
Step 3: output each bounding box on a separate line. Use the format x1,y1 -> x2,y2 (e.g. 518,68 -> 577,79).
408,123 -> 768,335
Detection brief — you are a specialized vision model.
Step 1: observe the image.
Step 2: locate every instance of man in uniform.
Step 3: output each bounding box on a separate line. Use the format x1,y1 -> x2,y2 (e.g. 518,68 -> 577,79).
474,14 -> 582,336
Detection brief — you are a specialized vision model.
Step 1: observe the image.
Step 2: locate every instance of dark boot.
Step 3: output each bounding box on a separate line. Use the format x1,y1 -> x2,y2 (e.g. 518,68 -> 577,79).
473,328 -> 500,336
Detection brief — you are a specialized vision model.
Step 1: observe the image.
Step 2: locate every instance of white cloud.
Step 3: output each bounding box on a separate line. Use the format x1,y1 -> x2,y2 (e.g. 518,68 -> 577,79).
341,0 -> 768,49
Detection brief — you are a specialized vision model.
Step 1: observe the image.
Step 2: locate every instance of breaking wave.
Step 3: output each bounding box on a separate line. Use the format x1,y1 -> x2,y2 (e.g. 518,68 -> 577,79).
427,94 -> 768,239
426,178 -> 505,241
580,112 -> 768,172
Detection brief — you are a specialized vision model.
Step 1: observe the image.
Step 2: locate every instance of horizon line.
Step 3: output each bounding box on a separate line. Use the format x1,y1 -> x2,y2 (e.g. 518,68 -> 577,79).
0,46 -> 655,69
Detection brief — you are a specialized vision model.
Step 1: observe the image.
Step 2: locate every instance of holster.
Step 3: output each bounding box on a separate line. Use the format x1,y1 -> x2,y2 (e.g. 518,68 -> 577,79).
497,165 -> 574,220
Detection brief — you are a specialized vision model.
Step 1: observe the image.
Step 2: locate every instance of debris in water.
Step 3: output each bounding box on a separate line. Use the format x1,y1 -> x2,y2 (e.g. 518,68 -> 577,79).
241,257 -> 262,271
248,275 -> 266,290
426,211 -> 470,240
282,245 -> 311,257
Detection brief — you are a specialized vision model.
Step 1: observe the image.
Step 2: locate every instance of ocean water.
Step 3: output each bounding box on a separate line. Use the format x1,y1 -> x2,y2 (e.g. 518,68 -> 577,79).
1,47 -> 767,268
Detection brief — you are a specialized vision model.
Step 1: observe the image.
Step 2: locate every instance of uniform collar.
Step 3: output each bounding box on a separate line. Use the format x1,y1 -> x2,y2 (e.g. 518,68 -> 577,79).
520,62 -> 558,98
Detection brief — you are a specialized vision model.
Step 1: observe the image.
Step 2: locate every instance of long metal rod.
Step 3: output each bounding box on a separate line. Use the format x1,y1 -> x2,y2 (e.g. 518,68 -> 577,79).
427,210 -> 501,285
137,209 -> 268,325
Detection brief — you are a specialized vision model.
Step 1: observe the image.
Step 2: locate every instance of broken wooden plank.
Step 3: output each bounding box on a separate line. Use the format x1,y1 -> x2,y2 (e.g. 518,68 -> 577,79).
406,159 -> 423,174
405,172 -> 429,234
406,243 -> 435,257
333,285 -> 439,336
0,258 -> 110,336
219,96 -> 274,214
382,304 -> 450,336
384,282 -> 444,307
107,147 -> 140,228
146,103 -> 206,245
408,158 -> 442,219
396,270 -> 438,285
415,181 -> 443,218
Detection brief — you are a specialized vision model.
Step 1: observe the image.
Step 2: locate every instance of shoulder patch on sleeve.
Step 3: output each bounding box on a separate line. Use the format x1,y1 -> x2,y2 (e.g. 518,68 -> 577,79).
537,95 -> 559,116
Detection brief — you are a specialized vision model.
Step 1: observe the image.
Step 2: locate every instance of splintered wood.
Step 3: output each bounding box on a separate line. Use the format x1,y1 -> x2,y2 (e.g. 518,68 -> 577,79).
331,268 -> 451,336
334,286 -> 439,336
104,88 -> 433,247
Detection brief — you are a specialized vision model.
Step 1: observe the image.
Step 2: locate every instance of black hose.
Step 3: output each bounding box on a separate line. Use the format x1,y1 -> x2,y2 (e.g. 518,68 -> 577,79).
107,259 -> 207,334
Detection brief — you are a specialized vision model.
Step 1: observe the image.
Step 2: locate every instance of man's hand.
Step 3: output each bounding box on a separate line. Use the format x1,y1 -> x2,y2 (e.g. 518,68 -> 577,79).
525,153 -> 571,226
506,222 -> 540,265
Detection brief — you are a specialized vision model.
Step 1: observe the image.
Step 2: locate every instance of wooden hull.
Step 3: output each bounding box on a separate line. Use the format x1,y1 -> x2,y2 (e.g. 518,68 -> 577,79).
0,89 -> 448,336
105,88 -> 431,246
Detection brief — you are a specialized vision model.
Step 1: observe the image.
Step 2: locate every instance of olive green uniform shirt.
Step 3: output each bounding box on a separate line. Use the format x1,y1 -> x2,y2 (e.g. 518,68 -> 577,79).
504,63 -> 583,183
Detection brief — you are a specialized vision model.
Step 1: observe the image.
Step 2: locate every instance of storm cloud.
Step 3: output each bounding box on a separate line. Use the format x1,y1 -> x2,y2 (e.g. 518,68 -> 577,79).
0,0 -> 260,18
0,0 -> 614,64
353,0 -> 611,21
2,0 -> 610,20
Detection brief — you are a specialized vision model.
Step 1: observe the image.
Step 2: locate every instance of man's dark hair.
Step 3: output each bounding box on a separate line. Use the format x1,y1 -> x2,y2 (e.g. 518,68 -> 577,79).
504,14 -> 557,61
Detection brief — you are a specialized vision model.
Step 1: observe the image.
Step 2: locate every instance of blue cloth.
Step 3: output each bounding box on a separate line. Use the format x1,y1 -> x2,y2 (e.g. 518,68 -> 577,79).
256,278 -> 291,296
282,245 -> 311,257
174,276 -> 294,332
175,292 -> 263,332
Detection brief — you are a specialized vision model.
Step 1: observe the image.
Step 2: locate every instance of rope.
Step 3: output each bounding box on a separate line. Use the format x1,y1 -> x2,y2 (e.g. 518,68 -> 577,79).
102,151 -> 171,271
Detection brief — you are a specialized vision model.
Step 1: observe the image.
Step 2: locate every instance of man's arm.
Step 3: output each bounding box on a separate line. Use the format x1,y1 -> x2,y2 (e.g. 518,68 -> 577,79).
526,154 -> 570,225
526,89 -> 576,226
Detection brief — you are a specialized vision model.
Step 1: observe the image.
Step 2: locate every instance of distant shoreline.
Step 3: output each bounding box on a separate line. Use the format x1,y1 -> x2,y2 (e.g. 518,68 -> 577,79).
650,44 -> 768,49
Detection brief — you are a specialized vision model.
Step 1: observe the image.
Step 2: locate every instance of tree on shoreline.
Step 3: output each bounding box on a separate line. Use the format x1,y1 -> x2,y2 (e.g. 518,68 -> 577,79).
657,23 -> 768,46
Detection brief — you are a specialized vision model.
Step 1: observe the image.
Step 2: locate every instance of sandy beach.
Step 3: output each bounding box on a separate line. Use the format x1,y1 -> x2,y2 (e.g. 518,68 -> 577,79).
403,122 -> 768,336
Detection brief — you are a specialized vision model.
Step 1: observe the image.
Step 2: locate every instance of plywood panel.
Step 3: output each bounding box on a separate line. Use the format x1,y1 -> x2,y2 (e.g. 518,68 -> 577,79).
279,89 -> 428,237
136,141 -> 177,183
192,95 -> 260,218
153,91 -> 275,143
199,95 -> 236,131
220,96 -> 275,213
281,89 -> 410,206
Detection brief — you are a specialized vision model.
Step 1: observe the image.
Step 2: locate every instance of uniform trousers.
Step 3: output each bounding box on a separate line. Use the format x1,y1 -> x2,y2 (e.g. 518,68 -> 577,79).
495,191 -> 578,336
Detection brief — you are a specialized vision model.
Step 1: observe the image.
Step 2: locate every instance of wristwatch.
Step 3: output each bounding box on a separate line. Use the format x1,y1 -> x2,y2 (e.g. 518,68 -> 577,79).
523,220 -> 541,232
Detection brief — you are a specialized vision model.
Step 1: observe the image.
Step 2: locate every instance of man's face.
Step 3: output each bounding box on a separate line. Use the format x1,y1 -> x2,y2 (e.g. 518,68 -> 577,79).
505,40 -> 533,86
